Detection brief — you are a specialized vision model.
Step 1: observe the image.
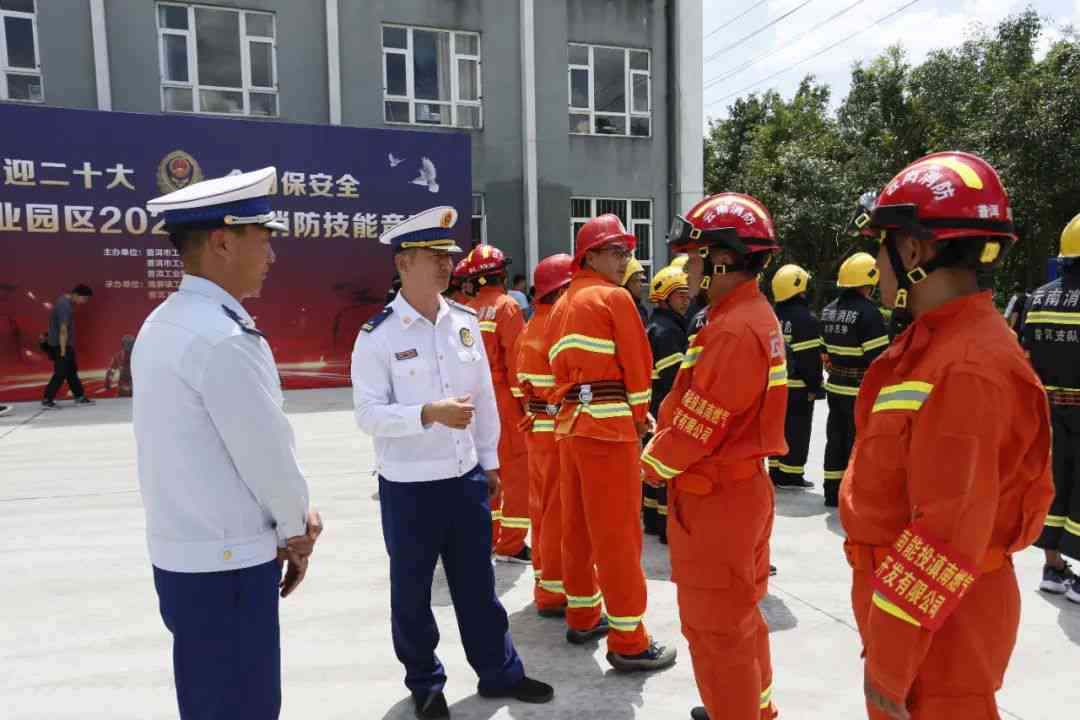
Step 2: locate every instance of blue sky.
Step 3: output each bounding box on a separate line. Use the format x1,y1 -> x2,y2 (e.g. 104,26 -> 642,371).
702,0 -> 1080,120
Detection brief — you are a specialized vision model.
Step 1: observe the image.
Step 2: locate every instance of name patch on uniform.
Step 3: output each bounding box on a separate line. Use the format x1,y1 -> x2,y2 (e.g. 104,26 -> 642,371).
460,327 -> 475,347
394,349 -> 419,361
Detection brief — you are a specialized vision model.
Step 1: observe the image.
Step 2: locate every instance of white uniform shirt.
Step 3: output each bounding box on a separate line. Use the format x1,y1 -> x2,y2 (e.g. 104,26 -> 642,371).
132,274 -> 309,573
351,292 -> 501,482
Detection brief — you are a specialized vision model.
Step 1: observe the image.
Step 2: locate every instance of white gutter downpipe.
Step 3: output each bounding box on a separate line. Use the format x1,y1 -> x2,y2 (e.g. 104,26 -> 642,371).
89,0 -> 111,111
520,0 -> 540,278
326,0 -> 342,125
674,0 -> 704,215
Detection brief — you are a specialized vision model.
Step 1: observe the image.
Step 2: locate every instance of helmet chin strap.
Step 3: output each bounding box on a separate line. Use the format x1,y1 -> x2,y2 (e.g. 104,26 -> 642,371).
881,230 -> 942,333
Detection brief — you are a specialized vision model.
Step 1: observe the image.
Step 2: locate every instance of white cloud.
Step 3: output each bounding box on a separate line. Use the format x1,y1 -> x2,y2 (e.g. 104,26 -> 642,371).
703,0 -> 1078,118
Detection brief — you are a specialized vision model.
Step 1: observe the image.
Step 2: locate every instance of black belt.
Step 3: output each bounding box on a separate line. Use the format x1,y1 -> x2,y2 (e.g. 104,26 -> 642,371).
1048,388 -> 1080,406
563,381 -> 627,405
527,398 -> 560,416
826,365 -> 865,381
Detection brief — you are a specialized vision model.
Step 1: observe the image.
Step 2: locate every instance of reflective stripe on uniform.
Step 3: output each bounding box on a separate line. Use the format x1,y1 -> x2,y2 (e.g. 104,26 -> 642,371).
825,343 -> 864,357
479,320 -> 498,333
657,504 -> 668,516
872,381 -> 934,413
491,509 -> 503,521
862,335 -> 890,352
1066,518 -> 1080,537
500,516 -> 531,529
760,683 -> 774,710
789,378 -> 807,389
607,614 -> 643,632
1045,514 -> 1067,528
642,450 -> 682,480
825,381 -> 860,397
767,459 -> 779,468
791,337 -> 823,352
510,387 -> 524,398
567,591 -> 603,608
776,462 -> 804,475
654,352 -> 684,373
643,497 -> 658,509
1026,310 -> 1080,326
823,469 -> 845,480
577,401 -> 634,419
531,418 -> 556,433
628,389 -> 652,406
518,372 -> 555,387
872,591 -> 922,627
548,333 -> 616,361
681,346 -> 704,369
540,579 -> 565,593
768,364 -> 788,388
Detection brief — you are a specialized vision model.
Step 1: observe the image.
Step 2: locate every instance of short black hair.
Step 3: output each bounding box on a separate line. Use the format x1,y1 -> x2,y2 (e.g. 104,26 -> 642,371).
72,284 -> 93,297
513,273 -> 526,285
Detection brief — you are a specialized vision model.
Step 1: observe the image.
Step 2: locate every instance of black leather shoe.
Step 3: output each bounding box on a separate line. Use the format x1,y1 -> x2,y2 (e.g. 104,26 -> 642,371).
479,676 -> 554,704
690,706 -> 709,720
414,691 -> 450,719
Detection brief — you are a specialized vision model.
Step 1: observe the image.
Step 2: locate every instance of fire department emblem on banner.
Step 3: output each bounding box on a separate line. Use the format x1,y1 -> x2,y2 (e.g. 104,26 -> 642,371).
156,150 -> 204,193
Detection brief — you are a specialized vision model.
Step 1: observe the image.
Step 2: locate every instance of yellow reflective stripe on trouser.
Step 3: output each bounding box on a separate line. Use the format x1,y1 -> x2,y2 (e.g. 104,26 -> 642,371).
540,579 -> 565,593
873,381 -> 934,413
628,389 -> 652,406
681,346 -> 703,369
1046,385 -> 1080,392
776,462 -> 804,475
826,343 -> 865,357
823,469 -> 845,480
491,509 -> 503,520
643,497 -> 658,509
1045,514 -> 1067,528
1066,518 -> 1080,537
760,683 -> 774,710
607,614 -> 643,632
657,503 -> 668,516
510,387 -> 524,398
825,381 -> 860,397
872,591 -> 922,627
548,333 -> 616,361
531,418 -> 555,433
642,450 -> 681,480
518,372 -> 556,387
576,401 -> 634,419
789,378 -> 807,389
500,515 -> 531,529
862,335 -> 890,352
567,591 -> 603,608
791,338 -> 823,352
479,320 -> 498,333
654,352 -> 684,373
1026,311 -> 1080,325
767,459 -> 779,468
768,364 -> 788,388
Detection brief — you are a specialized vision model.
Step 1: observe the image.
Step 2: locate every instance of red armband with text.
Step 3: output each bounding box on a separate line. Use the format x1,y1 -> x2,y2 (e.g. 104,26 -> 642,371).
869,524 -> 979,632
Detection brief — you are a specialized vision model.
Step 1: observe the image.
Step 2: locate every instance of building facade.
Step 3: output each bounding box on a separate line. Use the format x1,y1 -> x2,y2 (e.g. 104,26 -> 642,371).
1,0 -> 702,278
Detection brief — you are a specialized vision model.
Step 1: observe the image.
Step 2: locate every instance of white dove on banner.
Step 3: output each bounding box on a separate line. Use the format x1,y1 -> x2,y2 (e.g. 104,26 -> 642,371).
411,157 -> 439,194
388,153 -> 404,168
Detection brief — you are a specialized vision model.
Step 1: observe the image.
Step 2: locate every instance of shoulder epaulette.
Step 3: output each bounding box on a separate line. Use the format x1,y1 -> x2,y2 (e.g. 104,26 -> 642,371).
447,299 -> 477,316
222,305 -> 266,339
362,306 -> 394,333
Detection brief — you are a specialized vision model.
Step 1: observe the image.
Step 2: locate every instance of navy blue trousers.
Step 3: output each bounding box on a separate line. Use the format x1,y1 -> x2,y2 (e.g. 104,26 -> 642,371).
379,466 -> 524,699
153,560 -> 281,720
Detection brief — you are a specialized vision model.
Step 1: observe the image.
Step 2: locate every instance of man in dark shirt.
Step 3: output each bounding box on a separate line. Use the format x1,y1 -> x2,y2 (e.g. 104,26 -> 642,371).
42,284 -> 95,408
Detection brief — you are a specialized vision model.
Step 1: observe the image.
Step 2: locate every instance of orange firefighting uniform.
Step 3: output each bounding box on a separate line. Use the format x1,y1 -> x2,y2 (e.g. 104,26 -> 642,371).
642,279 -> 788,720
840,292 -> 1053,719
467,284 -> 530,556
512,302 -> 567,611
547,268 -> 654,656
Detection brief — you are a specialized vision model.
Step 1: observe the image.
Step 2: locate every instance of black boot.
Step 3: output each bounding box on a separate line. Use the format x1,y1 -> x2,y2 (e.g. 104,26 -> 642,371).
690,706 -> 709,720
823,479 -> 840,507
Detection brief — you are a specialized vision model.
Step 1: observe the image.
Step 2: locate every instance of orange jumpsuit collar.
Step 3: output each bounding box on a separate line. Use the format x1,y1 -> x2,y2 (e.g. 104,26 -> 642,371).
707,278 -> 762,321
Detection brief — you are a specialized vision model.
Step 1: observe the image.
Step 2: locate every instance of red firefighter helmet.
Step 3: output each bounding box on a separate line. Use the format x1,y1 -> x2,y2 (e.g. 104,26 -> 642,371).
452,257 -> 471,279
461,244 -> 510,277
533,253 -> 574,299
867,151 -> 1016,246
574,214 -> 636,267
668,192 -> 779,255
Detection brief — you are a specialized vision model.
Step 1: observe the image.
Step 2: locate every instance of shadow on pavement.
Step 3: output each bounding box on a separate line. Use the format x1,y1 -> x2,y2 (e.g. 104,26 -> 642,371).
774,488 -> 828,519
641,531 -> 671,582
431,559 -> 529,607
1033,589 -> 1080,646
824,509 -> 846,539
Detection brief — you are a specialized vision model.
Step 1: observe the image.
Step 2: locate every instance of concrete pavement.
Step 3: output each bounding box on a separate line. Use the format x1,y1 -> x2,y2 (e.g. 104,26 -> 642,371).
1,389 -> 1077,719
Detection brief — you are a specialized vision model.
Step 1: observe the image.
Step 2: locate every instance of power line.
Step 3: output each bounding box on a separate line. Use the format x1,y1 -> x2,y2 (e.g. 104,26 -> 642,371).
705,0 -> 924,109
704,0 -> 869,91
703,0 -> 770,42
704,0 -> 815,64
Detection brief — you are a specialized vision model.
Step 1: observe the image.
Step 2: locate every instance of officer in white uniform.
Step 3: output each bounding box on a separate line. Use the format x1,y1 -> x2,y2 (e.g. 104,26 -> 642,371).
134,167 -> 322,720
351,207 -> 554,719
